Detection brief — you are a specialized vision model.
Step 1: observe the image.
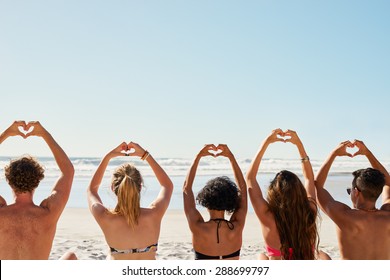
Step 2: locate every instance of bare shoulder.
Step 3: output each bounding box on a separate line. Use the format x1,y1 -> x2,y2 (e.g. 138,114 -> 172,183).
0,203 -> 53,227
90,202 -> 113,221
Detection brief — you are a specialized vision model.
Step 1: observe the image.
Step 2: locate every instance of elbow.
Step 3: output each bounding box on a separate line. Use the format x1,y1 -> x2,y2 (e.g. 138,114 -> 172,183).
63,162 -> 75,178
245,170 -> 256,182
245,176 -> 255,187
163,181 -> 174,194
69,164 -> 75,177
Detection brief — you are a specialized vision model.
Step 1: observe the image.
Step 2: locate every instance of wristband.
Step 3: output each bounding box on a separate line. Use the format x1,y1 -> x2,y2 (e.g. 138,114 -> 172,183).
301,156 -> 310,162
141,150 -> 150,161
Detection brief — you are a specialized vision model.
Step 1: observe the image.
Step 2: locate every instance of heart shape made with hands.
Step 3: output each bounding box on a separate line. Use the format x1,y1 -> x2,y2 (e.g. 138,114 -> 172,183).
276,131 -> 292,142
17,123 -> 34,136
208,148 -> 223,157
207,144 -> 227,157
346,143 -> 360,157
121,147 -> 136,155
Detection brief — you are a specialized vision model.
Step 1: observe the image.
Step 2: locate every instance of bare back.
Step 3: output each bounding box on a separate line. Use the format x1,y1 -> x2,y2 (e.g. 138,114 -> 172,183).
95,207 -> 162,260
0,204 -> 57,260
191,219 -> 243,260
336,209 -> 390,259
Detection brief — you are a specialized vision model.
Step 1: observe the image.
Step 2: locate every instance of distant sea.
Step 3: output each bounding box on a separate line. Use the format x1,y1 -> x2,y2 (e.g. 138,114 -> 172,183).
0,156 -> 387,210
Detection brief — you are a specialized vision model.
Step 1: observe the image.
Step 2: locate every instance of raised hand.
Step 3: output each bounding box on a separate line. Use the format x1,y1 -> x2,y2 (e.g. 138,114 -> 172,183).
2,121 -> 28,138
198,144 -> 218,158
126,142 -> 147,158
107,142 -> 129,158
265,128 -> 287,144
284,129 -> 302,146
24,121 -> 49,138
333,141 -> 354,157
216,144 -> 233,158
351,139 -> 369,157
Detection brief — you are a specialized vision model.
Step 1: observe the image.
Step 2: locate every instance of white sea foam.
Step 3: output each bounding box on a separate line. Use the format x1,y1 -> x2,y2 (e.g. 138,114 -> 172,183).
1,156 -> 388,209
1,156 -> 389,179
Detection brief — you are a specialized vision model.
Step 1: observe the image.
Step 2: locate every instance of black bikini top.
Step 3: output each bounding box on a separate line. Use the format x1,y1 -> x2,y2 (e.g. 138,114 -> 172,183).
210,218 -> 235,244
194,218 -> 238,260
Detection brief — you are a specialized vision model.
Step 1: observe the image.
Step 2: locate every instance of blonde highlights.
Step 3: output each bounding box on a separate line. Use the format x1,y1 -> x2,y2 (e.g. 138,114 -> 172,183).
267,170 -> 319,260
111,164 -> 143,229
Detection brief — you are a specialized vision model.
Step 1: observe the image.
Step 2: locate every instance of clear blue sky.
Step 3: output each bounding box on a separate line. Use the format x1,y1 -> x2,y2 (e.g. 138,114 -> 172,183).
1,0 -> 389,161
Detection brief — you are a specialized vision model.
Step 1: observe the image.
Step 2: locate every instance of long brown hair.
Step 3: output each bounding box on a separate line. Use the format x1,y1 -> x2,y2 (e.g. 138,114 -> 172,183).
267,170 -> 319,259
111,164 -> 143,229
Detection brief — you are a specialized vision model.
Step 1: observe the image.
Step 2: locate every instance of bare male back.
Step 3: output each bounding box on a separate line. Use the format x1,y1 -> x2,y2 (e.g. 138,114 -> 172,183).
0,121 -> 74,260
315,140 -> 390,259
333,206 -> 390,259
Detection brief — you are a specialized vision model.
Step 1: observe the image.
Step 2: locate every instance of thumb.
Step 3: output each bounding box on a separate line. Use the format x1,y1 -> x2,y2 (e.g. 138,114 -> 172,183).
352,151 -> 362,157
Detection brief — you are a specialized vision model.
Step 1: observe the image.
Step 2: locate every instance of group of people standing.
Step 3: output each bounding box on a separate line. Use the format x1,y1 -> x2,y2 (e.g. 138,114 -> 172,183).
0,121 -> 389,260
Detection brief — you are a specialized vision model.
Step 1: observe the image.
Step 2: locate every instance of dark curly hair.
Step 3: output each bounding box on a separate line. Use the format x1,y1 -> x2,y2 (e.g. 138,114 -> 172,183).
352,168 -> 385,201
4,156 -> 45,193
196,176 -> 240,214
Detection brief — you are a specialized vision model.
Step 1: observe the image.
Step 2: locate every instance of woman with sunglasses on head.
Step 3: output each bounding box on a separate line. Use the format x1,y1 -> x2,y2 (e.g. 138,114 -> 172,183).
87,142 -> 173,260
315,140 -> 390,259
246,129 -> 330,260
183,144 -> 247,260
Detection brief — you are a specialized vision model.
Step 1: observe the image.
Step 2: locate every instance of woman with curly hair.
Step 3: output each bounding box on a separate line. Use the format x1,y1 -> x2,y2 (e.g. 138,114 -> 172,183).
183,144 -> 247,260
246,129 -> 330,260
87,141 -> 173,260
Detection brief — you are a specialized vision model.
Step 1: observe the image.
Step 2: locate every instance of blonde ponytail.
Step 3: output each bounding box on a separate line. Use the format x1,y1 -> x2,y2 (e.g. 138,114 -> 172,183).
111,164 -> 143,229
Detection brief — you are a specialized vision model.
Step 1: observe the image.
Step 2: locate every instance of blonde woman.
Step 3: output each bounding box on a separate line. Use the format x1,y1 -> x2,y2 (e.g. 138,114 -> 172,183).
87,142 -> 173,260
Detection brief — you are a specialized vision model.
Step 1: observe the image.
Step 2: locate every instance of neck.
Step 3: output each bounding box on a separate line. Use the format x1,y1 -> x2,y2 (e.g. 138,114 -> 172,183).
208,210 -> 225,220
13,191 -> 34,204
355,201 -> 377,212
357,207 -> 377,212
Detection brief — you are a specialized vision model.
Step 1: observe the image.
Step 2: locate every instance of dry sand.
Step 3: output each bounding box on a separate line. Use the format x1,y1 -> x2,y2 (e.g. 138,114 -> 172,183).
50,208 -> 340,260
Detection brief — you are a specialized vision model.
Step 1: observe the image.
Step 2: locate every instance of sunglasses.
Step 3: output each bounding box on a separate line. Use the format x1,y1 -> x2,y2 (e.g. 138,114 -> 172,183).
346,186 -> 361,195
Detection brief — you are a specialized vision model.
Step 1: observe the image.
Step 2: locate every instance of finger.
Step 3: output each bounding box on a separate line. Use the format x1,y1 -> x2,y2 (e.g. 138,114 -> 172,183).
341,140 -> 351,145
347,142 -> 355,148
346,153 -> 353,158
25,122 -> 34,131
217,144 -> 227,150
14,120 -> 26,127
352,151 -> 362,157
276,130 -> 285,136
127,142 -> 140,150
120,142 -> 128,151
353,139 -> 364,147
341,141 -> 353,147
285,129 -> 296,134
203,144 -> 214,151
210,144 -> 217,150
217,144 -> 229,152
27,121 -> 39,127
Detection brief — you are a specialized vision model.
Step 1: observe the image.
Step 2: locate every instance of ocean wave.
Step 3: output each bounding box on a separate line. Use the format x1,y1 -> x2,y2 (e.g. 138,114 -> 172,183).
0,156 -> 389,178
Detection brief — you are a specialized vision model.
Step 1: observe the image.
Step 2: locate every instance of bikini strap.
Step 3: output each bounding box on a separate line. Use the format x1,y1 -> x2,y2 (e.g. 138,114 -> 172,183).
211,219 -> 234,243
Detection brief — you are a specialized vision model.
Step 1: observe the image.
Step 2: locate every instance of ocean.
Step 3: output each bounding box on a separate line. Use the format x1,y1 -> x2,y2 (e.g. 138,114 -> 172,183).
0,156 -> 387,210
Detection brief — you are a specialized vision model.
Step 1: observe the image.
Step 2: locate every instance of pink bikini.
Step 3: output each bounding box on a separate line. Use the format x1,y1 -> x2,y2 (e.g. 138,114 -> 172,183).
265,245 -> 293,259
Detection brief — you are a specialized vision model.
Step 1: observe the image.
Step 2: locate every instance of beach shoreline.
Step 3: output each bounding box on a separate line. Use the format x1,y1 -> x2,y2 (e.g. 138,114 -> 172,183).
50,208 -> 340,260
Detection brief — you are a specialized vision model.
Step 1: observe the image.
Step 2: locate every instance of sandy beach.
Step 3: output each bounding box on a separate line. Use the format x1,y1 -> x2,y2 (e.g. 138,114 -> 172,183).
50,208 -> 340,260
